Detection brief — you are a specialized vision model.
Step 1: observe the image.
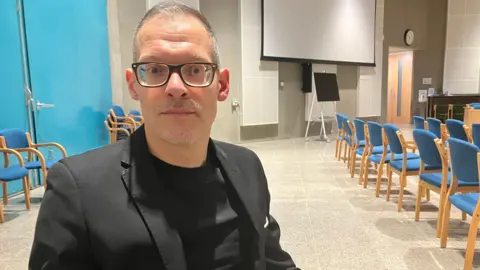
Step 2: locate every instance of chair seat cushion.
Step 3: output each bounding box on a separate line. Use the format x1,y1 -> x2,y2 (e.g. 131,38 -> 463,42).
449,193 -> 479,216
25,158 -> 61,170
368,152 -> 420,164
390,158 -> 442,172
420,173 -> 478,188
0,165 -> 29,181
371,145 -> 391,155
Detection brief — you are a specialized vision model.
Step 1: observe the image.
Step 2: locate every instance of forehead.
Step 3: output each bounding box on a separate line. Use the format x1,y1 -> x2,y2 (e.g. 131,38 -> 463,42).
136,13 -> 213,62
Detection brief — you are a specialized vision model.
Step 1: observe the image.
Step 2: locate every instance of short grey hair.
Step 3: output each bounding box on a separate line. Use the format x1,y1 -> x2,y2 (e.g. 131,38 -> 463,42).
133,1 -> 220,66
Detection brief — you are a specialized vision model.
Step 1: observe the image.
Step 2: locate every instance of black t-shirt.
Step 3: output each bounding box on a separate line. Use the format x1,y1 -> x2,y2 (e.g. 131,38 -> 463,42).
151,150 -> 255,269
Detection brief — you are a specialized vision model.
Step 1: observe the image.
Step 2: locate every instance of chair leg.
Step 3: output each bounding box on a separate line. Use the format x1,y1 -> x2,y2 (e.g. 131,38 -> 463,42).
338,140 -> 343,161
373,161 -> 383,190
462,212 -> 467,221
358,153 -> 366,185
0,200 -> 3,223
350,150 -> 356,178
464,214 -> 479,270
343,142 -> 348,163
397,174 -> 405,212
2,182 -> 7,206
426,189 -> 431,201
335,138 -> 340,158
440,200 -> 452,248
386,169 -> 393,201
22,176 -> 31,211
363,160 -> 370,187
436,193 -> 446,238
415,183 -> 422,221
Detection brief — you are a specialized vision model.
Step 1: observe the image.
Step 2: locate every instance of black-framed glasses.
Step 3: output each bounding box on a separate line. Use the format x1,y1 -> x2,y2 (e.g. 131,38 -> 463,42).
131,62 -> 218,88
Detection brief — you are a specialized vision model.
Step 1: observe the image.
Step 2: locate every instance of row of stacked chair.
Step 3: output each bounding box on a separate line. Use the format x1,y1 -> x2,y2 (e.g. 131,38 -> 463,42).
335,113 -> 480,269
0,129 -> 66,223
105,105 -> 144,143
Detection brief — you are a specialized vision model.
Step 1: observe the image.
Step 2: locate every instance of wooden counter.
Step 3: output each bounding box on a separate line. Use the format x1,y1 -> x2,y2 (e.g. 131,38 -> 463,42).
426,94 -> 480,120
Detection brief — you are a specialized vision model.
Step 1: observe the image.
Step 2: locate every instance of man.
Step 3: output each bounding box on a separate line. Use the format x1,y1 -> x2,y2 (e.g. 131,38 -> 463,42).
29,1 -> 298,270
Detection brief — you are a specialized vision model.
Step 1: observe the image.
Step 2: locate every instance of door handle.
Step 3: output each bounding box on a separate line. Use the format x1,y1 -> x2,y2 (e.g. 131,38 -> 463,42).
36,101 -> 55,110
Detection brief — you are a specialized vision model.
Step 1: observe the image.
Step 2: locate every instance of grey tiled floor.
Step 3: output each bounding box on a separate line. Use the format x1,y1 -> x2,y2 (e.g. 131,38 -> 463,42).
1,133 -> 479,269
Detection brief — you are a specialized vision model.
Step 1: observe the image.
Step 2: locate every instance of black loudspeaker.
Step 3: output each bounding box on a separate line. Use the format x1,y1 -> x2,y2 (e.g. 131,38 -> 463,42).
301,63 -> 312,93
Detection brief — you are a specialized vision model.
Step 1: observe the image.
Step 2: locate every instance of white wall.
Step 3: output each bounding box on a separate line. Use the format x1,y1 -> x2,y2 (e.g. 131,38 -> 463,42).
356,0 -> 384,117
147,0 -> 199,9
443,0 -> 480,94
239,0 -> 279,126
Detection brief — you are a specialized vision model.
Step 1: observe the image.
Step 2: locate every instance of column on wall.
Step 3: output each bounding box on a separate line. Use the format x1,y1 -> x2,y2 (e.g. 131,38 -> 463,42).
356,0 -> 384,118
239,0 -> 279,126
443,0 -> 480,94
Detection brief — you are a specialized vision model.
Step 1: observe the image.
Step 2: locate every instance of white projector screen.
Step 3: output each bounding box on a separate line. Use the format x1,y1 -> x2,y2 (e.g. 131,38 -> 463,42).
262,0 -> 376,66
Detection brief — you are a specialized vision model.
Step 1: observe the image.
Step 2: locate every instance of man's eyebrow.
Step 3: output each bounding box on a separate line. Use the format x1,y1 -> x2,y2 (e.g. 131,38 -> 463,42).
137,54 -> 211,63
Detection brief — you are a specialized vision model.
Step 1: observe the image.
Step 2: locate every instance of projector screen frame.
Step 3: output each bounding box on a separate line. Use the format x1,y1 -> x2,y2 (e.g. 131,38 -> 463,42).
260,0 -> 378,67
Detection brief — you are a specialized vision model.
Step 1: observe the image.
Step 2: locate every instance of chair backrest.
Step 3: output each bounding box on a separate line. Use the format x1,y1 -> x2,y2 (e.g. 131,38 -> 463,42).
448,137 -> 480,183
383,124 -> 403,154
335,113 -> 344,130
343,120 -> 353,137
111,105 -> 126,117
413,116 -> 425,130
413,129 -> 442,168
446,119 -> 468,141
367,121 -> 383,147
353,119 -> 365,141
472,123 -> 480,149
129,110 -> 142,122
0,129 -> 29,148
426,117 -> 442,138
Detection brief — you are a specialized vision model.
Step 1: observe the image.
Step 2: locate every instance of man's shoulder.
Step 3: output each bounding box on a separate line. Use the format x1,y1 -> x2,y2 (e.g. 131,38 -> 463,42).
58,139 -> 126,172
212,140 -> 261,163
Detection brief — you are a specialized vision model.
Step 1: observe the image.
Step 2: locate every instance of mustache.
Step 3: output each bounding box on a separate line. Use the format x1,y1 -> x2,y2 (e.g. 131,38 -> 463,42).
158,100 -> 201,112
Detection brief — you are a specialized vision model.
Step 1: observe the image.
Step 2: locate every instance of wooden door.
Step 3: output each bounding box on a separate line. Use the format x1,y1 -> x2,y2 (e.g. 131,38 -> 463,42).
387,52 -> 413,125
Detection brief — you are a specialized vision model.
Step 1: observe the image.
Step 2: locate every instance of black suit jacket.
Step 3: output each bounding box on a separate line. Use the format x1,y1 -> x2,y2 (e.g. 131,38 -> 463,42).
29,127 -> 299,270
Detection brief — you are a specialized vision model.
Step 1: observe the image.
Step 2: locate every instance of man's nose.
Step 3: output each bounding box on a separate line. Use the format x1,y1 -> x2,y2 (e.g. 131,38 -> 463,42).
165,72 -> 189,98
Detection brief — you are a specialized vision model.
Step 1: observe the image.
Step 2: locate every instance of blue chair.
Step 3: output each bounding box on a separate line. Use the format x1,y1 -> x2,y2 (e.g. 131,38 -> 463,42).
413,130 -> 477,238
440,138 -> 480,270
105,114 -> 130,143
471,123 -> 480,149
335,114 -> 346,160
360,122 -> 392,188
129,109 -> 144,126
349,119 -> 366,178
384,124 -> 440,212
109,105 -> 137,132
0,129 -> 66,189
413,116 -> 426,130
446,119 -> 469,142
0,138 -> 31,223
342,119 -> 354,165
426,117 -> 442,139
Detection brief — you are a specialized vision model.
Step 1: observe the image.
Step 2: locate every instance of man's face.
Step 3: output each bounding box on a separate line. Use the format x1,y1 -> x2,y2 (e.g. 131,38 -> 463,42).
126,14 -> 229,146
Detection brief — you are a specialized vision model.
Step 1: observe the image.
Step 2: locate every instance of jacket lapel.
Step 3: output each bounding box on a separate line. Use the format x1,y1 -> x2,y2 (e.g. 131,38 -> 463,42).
213,141 -> 264,234
120,127 -> 187,270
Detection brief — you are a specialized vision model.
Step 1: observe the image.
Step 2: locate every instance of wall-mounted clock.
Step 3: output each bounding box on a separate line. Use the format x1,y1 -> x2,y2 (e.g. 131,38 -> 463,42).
404,29 -> 414,46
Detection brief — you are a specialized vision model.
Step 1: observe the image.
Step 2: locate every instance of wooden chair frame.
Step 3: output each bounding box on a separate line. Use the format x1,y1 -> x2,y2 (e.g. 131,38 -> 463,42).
348,121 -> 366,178
440,152 -> 480,270
0,133 -> 66,190
415,139 -> 478,238
386,130 -> 439,212
109,108 -> 137,130
0,137 -> 31,223
105,114 -> 130,144
335,121 -> 345,161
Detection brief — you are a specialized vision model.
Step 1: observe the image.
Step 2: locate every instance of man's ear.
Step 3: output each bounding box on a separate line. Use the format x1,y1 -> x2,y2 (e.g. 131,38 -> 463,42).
126,68 -> 139,100
217,68 -> 230,102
